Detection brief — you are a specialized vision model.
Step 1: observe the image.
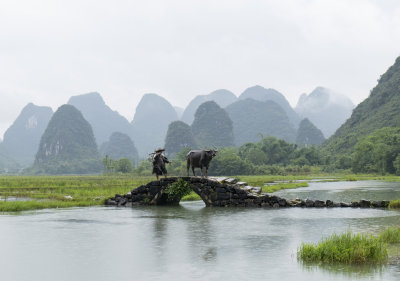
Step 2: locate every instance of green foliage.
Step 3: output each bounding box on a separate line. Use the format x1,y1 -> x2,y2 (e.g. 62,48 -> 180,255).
298,231 -> 388,264
296,118 -> 325,146
100,132 -> 138,167
164,178 -> 192,202
378,226 -> 400,243
103,156 -> 132,174
191,101 -> 234,148
389,199 -> 400,208
324,56 -> 400,155
164,121 -> 197,158
181,191 -> 201,201
352,127 -> 400,174
208,147 -> 254,176
225,98 -> 296,145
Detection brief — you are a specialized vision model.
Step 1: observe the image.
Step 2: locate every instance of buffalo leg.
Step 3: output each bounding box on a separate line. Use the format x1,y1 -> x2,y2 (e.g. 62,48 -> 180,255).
192,166 -> 195,177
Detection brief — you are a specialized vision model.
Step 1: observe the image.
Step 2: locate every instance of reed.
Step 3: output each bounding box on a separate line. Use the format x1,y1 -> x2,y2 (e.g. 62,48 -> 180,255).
378,226 -> 400,243
298,231 -> 388,264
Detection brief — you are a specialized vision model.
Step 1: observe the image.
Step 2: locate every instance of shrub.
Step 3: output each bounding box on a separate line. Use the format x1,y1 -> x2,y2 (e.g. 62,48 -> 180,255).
164,179 -> 192,202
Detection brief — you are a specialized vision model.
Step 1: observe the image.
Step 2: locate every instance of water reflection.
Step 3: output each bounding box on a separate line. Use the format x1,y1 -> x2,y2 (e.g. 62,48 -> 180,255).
1,181 -> 400,281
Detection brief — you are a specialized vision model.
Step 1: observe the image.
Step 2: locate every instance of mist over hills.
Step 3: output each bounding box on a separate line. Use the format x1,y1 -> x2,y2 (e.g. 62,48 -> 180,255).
191,101 -> 234,148
239,85 -> 301,127
2,103 -> 53,167
325,56 -> 400,154
295,87 -> 354,138
68,92 -> 132,146
296,118 -> 325,146
181,89 -> 237,125
0,142 -> 19,173
0,82 -> 359,173
132,93 -> 179,157
100,132 -> 139,166
31,104 -> 102,174
226,98 -> 296,146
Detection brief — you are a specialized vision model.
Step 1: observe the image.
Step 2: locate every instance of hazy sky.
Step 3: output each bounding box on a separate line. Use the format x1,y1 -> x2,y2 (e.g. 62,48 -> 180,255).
1,0 -> 400,139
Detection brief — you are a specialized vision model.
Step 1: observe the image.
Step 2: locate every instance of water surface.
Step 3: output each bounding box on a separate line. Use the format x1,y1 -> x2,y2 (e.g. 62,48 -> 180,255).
0,180 -> 400,281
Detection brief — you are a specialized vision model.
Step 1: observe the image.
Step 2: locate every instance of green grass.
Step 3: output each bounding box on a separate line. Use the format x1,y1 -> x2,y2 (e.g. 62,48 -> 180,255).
262,182 -> 308,193
1,173 -> 399,212
298,231 -> 388,264
389,199 -> 400,208
378,226 -> 400,243
0,175 -> 153,212
182,191 -> 202,201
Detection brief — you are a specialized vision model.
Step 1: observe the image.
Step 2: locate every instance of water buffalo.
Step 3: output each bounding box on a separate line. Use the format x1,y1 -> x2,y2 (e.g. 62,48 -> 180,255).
186,149 -> 218,177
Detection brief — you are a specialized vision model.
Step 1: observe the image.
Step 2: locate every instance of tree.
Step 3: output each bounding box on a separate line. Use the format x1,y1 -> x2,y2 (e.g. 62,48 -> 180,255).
352,127 -> 400,174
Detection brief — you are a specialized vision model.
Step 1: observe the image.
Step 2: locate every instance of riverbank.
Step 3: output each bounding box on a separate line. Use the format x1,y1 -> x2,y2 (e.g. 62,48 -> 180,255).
0,174 -> 399,212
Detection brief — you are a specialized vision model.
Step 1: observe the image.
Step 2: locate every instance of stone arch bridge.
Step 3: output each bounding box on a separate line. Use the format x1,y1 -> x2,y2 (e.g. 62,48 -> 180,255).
105,177 -> 389,209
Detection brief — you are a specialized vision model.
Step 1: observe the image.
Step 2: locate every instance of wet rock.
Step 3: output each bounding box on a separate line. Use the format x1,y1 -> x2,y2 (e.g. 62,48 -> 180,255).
305,199 -> 314,207
272,203 -> 280,208
105,199 -> 117,205
278,198 -> 287,207
332,202 -> 341,207
223,178 -> 238,184
372,201 -> 387,208
326,200 -> 334,207
314,200 -> 325,208
261,202 -> 271,208
359,199 -> 371,208
351,201 -> 360,207
340,202 -> 350,207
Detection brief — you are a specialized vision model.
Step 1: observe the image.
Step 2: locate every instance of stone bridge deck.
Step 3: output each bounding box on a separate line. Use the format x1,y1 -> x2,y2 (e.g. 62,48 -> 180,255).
105,177 -> 390,208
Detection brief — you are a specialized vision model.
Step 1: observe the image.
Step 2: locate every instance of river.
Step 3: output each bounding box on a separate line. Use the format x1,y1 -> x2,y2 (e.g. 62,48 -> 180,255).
0,180 -> 400,281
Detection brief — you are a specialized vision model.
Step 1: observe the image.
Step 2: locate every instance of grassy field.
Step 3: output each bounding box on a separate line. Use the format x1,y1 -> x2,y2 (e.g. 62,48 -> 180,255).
0,174 -> 400,212
297,226 -> 400,265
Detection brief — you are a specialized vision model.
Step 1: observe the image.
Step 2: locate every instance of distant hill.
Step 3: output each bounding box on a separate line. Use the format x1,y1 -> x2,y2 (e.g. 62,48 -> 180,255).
324,56 -> 400,154
239,85 -> 300,126
225,98 -> 296,146
191,101 -> 234,148
0,142 -> 19,173
295,87 -> 354,137
100,132 -> 139,166
296,118 -> 325,146
68,92 -> 132,146
164,121 -> 197,157
174,106 -> 184,119
132,93 -> 179,157
181,89 -> 237,125
2,103 -> 53,166
30,104 -> 101,174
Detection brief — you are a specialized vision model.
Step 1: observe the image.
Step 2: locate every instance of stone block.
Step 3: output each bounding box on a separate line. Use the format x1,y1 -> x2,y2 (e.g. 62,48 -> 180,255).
340,202 -> 350,207
359,199 -> 371,208
326,200 -> 334,207
217,193 -> 230,200
305,199 -> 314,207
314,200 -> 325,207
278,198 -> 287,207
223,178 -> 238,184
351,201 -> 360,207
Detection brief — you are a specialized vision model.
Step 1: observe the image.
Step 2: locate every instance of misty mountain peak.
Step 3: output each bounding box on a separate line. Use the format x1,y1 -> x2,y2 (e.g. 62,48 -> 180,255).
68,92 -> 105,107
